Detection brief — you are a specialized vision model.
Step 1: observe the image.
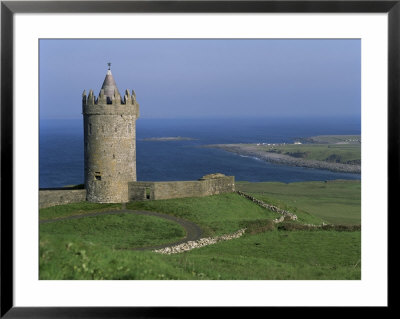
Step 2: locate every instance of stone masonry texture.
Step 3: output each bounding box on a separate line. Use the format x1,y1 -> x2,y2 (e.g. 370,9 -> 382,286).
39,174 -> 234,209
82,72 -> 139,203
39,189 -> 87,209
128,175 -> 235,201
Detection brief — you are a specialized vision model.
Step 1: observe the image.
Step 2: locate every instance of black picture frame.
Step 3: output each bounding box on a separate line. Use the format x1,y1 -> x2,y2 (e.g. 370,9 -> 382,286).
1,0 -> 395,317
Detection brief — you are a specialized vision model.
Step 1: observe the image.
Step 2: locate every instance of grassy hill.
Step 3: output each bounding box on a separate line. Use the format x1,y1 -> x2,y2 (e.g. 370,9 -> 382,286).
39,181 -> 361,280
236,180 -> 361,225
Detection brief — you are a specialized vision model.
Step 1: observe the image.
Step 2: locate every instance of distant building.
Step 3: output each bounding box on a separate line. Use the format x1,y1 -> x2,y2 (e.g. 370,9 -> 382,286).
294,141 -> 302,144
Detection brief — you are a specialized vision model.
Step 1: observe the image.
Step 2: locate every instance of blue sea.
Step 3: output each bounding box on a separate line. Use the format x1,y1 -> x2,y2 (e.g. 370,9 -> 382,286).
39,117 -> 361,188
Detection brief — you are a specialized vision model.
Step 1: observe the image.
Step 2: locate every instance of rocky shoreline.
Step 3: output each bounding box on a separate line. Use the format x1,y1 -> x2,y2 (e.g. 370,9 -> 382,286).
141,136 -> 196,141
206,144 -> 361,174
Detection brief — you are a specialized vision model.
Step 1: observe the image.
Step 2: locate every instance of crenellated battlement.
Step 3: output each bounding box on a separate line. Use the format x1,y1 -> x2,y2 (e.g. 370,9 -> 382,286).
82,88 -> 140,117
82,88 -> 137,106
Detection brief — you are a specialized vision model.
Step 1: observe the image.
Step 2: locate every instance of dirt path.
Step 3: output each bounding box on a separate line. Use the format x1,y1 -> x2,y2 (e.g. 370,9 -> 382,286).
40,209 -> 203,251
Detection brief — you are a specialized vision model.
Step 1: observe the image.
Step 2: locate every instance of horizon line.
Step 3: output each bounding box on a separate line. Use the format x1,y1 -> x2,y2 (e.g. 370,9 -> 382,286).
40,115 -> 362,121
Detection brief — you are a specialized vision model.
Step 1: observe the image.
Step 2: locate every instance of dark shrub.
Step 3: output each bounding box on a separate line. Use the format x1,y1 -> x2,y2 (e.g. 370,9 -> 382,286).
242,219 -> 276,234
277,222 -> 361,232
286,151 -> 308,158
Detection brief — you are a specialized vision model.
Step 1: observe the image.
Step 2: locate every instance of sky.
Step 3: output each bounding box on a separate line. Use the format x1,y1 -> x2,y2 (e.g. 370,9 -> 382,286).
39,39 -> 360,119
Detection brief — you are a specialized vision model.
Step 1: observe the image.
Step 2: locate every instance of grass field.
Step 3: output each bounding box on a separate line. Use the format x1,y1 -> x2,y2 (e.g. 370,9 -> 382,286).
40,229 -> 361,280
236,180 -> 361,225
300,135 -> 361,144
126,193 -> 282,237
39,180 -> 361,280
259,143 -> 360,165
39,202 -> 122,221
40,213 -> 186,250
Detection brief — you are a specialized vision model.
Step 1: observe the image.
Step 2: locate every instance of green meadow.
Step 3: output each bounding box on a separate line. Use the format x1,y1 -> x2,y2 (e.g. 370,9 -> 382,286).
236,180 -> 361,225
301,135 -> 361,144
39,180 -> 361,280
260,143 -> 361,165
41,213 -> 186,250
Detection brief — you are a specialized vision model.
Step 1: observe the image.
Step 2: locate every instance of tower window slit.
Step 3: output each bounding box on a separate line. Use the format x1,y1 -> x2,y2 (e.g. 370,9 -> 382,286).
95,172 -> 101,181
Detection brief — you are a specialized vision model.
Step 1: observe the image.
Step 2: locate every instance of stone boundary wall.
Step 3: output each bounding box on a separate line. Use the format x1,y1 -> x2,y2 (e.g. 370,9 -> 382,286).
236,190 -> 298,221
236,191 -> 351,228
127,182 -> 155,200
40,175 -> 234,206
39,189 -> 87,209
128,175 -> 235,201
153,181 -> 207,200
154,228 -> 246,254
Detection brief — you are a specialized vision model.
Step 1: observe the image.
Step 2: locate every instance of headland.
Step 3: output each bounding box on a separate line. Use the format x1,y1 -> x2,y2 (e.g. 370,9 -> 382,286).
205,135 -> 361,174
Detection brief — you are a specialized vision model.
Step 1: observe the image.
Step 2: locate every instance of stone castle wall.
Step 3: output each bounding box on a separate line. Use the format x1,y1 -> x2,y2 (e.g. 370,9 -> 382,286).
128,175 -> 235,201
39,175 -> 234,208
39,189 -> 87,209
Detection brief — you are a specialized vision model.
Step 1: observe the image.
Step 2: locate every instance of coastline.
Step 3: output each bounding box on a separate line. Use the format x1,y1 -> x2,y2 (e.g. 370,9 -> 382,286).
206,144 -> 361,174
141,136 -> 196,141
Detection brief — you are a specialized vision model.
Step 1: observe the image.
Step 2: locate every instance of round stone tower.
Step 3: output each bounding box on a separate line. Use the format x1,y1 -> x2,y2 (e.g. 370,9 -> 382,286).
82,65 -> 139,203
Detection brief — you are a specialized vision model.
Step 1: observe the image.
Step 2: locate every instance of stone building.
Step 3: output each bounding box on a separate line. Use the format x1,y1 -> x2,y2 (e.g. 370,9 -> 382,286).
82,65 -> 140,203
77,64 -> 235,206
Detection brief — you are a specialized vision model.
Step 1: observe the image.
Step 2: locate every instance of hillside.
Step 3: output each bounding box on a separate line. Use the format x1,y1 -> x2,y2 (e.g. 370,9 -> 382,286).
39,181 -> 361,280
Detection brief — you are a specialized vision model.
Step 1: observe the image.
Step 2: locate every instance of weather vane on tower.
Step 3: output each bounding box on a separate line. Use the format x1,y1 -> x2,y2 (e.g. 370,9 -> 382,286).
107,62 -> 111,70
